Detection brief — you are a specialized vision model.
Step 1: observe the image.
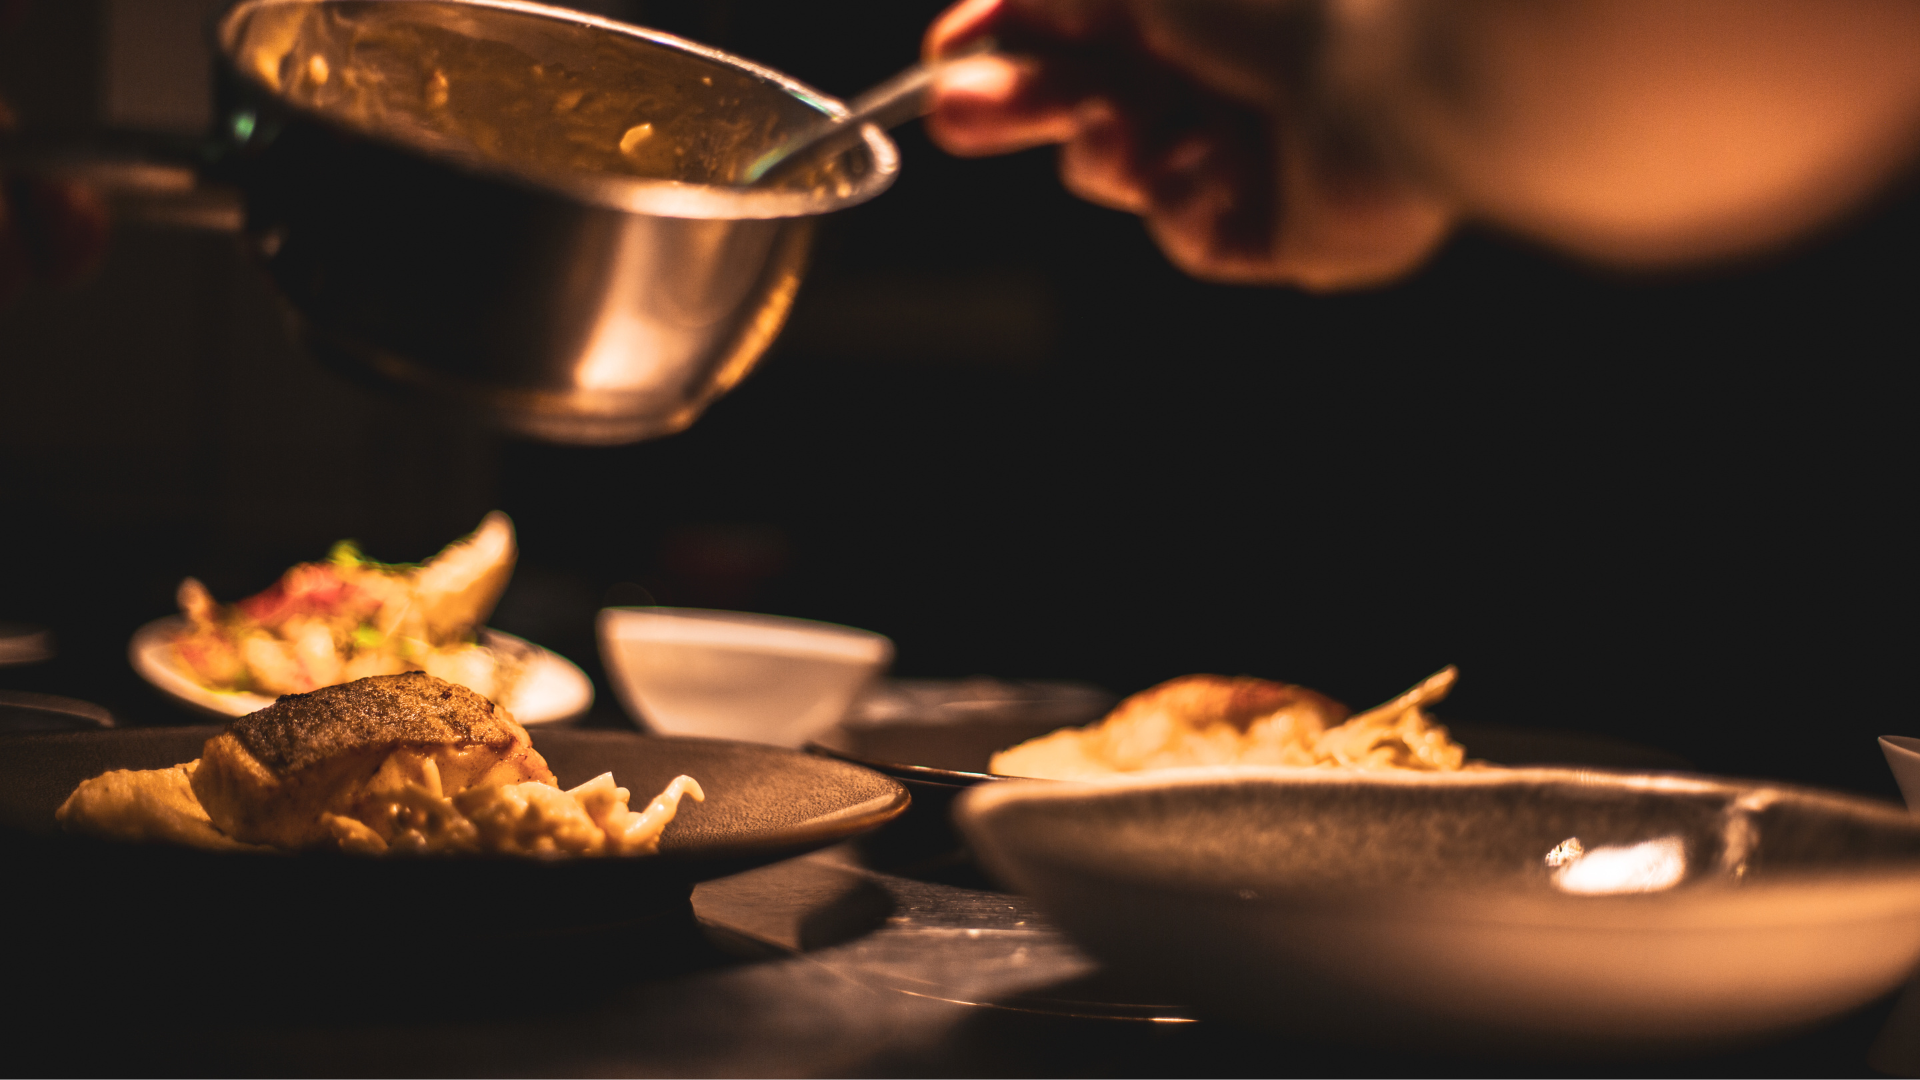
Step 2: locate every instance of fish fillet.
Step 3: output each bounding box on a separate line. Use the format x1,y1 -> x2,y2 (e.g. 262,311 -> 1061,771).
192,671 -> 554,849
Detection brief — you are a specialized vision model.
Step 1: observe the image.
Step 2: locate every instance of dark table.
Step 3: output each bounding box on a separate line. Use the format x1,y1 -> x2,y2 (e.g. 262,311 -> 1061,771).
4,646 -> 1917,1077
7,837 -> 1918,1077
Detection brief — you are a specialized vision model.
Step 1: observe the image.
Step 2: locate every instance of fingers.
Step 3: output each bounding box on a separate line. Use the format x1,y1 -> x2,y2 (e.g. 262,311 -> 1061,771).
1059,86 -> 1267,223
1147,145 -> 1266,280
928,54 -> 1083,156
1057,99 -> 1149,211
925,0 -> 1004,59
924,0 -> 1158,159
1262,134 -> 1457,291
1053,93 -> 1454,288
926,0 -> 1121,59
1065,100 -> 1286,281
920,0 -> 1457,288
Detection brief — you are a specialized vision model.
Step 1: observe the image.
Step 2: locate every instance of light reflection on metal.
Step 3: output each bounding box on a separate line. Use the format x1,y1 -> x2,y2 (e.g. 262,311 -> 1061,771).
1552,835 -> 1687,895
214,0 -> 897,445
1717,788 -> 1778,881
1543,837 -> 1584,868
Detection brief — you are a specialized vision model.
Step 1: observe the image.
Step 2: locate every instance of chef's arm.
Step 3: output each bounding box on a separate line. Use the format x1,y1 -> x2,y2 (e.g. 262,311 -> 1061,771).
926,0 -> 1920,289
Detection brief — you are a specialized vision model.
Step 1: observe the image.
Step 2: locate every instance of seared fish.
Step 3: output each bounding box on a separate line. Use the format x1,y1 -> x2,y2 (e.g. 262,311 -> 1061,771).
192,671 -> 554,849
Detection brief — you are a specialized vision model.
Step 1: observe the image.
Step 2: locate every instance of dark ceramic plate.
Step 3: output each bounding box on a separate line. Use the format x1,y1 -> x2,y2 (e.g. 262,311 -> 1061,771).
0,690 -> 114,732
0,725 -> 909,863
0,726 -> 908,997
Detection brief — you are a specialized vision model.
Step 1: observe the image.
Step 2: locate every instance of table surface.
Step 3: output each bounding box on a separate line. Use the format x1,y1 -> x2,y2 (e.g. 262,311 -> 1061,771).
4,649 -> 1917,1078
6,835 -> 1917,1078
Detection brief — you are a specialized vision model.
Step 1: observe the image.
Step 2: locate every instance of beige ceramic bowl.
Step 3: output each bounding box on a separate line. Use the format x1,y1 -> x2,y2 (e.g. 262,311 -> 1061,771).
957,767 -> 1920,1054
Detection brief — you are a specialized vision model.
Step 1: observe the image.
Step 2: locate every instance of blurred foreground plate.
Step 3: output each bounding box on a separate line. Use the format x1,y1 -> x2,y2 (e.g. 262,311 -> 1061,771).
130,615 -> 593,724
958,768 -> 1920,1055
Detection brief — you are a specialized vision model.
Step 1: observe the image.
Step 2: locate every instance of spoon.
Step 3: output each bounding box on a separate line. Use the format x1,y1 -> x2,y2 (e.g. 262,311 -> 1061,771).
741,39 -> 996,187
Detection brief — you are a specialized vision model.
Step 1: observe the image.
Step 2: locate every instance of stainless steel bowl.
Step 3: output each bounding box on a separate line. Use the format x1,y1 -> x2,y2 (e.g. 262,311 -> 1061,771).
211,0 -> 899,444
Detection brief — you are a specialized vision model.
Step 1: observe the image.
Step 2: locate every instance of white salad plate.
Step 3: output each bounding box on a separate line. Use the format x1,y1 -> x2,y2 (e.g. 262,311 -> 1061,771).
129,616 -> 594,725
956,766 -> 1920,1055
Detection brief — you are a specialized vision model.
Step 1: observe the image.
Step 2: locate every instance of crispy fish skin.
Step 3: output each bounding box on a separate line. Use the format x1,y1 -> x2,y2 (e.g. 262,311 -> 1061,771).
192,671 -> 554,849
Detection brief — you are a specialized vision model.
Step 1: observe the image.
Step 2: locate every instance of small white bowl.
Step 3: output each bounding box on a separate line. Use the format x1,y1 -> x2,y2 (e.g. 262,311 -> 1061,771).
957,767 -> 1920,1054
596,607 -> 893,747
1883,737 -> 1920,812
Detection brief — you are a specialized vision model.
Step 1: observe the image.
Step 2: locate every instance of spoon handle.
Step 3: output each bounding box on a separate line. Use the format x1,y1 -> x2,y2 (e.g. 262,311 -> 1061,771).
743,39 -> 996,186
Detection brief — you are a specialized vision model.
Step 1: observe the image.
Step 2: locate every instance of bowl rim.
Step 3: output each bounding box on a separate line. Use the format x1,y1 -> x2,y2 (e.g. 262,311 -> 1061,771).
597,605 -> 895,661
955,764 -> 1920,926
216,0 -> 903,220
960,761 -> 1917,803
1882,735 -> 1920,757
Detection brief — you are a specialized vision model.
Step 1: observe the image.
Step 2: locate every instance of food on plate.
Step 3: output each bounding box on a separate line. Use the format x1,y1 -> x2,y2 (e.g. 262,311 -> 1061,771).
989,666 -> 1468,780
171,511 -> 523,701
57,672 -> 703,856
191,669 -> 552,849
53,760 -> 261,851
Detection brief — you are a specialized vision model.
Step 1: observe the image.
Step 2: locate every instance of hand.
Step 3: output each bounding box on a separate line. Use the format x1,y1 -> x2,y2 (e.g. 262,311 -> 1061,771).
926,0 -> 1920,282
923,0 -> 1455,290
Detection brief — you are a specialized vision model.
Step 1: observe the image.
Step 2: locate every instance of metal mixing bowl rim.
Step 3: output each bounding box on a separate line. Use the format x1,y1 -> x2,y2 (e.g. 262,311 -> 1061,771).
217,0 -> 901,220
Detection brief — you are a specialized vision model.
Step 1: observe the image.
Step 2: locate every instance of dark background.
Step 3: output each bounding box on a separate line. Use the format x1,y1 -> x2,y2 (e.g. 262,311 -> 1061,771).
1,0 -> 1912,797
